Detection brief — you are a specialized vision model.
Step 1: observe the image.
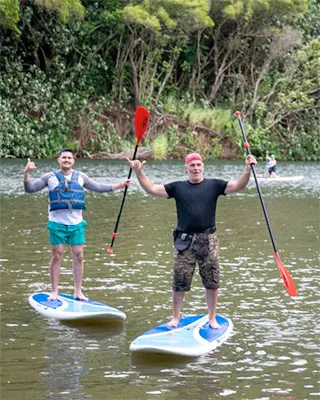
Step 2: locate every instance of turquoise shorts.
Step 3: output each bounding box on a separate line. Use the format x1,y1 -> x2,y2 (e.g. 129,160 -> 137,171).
47,220 -> 87,246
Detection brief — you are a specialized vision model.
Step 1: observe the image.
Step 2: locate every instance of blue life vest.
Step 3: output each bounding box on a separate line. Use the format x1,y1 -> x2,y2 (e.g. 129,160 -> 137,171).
49,170 -> 86,211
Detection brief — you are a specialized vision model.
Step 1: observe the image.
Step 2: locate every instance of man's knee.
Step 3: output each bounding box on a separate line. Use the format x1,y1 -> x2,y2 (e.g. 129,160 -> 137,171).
71,246 -> 84,263
74,252 -> 84,263
51,246 -> 63,261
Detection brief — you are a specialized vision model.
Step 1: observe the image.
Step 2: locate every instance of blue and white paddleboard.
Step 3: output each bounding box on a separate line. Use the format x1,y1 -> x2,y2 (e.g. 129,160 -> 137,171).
28,292 -> 126,321
130,314 -> 233,357
251,175 -> 303,182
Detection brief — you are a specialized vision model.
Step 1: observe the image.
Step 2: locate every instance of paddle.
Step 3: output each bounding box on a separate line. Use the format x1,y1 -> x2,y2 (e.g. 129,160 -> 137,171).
235,111 -> 297,296
107,106 -> 150,254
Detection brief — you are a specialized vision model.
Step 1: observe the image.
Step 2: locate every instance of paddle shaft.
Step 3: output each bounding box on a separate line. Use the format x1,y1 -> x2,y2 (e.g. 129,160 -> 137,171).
109,144 -> 138,248
235,112 -> 297,296
108,106 -> 150,253
236,117 -> 278,253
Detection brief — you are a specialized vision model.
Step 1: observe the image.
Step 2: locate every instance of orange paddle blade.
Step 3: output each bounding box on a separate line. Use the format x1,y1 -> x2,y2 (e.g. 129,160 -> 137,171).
134,106 -> 150,145
275,252 -> 297,296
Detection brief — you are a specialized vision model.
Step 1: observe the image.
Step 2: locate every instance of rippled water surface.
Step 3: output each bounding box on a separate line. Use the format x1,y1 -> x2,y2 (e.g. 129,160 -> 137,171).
1,159 -> 319,400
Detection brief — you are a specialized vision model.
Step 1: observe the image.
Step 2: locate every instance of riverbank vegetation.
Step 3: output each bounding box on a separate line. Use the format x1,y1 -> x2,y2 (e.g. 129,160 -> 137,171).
1,0 -> 319,160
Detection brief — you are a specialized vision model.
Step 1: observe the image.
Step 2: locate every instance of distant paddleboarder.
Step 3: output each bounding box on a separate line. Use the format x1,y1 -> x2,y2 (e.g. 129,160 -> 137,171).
24,148 -> 130,301
266,151 -> 277,178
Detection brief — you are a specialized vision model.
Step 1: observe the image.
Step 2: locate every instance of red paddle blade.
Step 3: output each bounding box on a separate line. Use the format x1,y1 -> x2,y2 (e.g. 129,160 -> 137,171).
275,252 -> 298,296
134,106 -> 150,145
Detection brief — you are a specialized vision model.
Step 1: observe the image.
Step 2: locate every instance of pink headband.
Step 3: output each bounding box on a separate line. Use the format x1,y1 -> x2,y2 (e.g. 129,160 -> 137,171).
185,152 -> 203,164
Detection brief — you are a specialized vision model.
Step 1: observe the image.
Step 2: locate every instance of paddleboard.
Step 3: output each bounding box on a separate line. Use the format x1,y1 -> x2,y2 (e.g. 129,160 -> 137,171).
130,314 -> 233,357
251,175 -> 303,182
28,292 -> 126,321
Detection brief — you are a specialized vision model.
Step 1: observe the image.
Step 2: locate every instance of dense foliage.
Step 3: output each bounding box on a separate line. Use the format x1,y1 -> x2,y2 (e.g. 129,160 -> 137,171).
0,0 -> 319,160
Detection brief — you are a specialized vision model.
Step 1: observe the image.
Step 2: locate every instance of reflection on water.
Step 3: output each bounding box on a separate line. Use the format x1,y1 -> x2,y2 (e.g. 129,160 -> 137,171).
1,159 -> 319,400
41,320 -> 127,397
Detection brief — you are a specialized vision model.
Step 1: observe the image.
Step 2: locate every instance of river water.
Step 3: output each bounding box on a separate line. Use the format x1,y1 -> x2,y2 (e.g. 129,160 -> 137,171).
0,159 -> 319,400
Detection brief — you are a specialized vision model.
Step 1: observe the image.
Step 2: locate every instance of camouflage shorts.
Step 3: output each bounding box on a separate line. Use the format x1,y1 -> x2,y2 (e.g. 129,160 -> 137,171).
172,232 -> 220,291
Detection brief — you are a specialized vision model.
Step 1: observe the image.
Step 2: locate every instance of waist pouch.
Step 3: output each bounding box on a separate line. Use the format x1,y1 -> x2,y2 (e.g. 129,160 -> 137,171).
192,233 -> 209,258
173,230 -> 194,252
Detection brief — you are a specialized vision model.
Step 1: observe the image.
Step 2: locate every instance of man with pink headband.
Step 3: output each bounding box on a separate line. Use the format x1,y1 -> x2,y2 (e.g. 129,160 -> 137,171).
128,152 -> 256,328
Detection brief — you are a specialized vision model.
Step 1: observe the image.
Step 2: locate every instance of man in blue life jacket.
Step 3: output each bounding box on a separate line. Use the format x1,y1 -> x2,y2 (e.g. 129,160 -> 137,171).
24,148 -> 130,301
128,152 -> 257,329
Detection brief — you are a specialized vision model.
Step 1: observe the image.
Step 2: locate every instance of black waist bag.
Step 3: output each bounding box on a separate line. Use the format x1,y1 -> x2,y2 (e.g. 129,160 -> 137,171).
173,230 -> 194,252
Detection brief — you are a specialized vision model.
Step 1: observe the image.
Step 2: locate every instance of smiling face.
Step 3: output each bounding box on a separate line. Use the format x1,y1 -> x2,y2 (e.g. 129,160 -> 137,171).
57,151 -> 75,174
185,159 -> 204,183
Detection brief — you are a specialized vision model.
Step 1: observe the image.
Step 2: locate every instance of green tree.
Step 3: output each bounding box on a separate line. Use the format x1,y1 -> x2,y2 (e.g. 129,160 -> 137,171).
203,0 -> 308,106
265,40 -> 320,160
0,0 -> 20,33
34,0 -> 85,22
121,0 -> 213,107
0,0 -> 318,160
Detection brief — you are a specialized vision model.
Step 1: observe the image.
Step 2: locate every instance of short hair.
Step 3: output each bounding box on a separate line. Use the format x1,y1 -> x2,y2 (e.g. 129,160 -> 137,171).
58,148 -> 74,157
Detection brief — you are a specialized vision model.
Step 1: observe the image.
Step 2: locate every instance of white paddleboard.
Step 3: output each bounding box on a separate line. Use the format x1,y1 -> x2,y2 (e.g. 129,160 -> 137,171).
28,292 -> 126,321
251,175 -> 303,182
130,314 -> 233,357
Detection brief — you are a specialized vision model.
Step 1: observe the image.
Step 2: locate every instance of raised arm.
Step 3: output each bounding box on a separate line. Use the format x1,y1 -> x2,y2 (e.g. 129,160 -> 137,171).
24,158 -> 49,193
127,159 -> 168,198
224,155 -> 257,194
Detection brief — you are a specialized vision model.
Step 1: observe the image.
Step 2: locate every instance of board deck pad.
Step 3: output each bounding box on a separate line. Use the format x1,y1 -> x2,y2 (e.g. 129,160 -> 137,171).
130,314 -> 233,357
28,292 -> 126,321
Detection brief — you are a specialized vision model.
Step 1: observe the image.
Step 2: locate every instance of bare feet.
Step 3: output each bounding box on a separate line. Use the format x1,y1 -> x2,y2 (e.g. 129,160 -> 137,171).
74,292 -> 89,301
48,292 -> 58,301
167,317 -> 180,328
209,319 -> 221,329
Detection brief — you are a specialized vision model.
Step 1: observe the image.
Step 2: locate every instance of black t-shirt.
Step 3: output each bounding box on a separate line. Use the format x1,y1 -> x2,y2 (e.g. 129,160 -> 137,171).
164,178 -> 228,232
